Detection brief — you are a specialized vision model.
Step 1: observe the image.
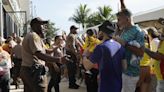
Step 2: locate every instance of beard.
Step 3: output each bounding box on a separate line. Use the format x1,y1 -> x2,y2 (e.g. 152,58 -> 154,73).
40,33 -> 45,38
35,30 -> 45,38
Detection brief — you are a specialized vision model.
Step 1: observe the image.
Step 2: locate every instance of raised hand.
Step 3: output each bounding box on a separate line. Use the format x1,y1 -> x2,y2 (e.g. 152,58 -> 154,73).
120,0 -> 126,10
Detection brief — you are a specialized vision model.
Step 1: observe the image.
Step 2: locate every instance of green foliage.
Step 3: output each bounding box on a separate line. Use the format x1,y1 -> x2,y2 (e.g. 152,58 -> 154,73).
97,6 -> 113,21
87,12 -> 101,27
87,6 -> 116,27
69,4 -> 91,29
45,22 -> 59,38
70,4 -> 116,28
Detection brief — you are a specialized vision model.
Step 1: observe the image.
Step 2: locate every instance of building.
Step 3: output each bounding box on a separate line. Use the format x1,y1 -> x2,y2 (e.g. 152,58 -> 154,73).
0,0 -> 31,39
18,0 -> 32,34
133,6 -> 164,32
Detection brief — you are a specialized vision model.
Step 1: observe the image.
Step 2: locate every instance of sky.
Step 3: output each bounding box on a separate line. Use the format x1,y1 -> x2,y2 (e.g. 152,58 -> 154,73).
31,0 -> 164,33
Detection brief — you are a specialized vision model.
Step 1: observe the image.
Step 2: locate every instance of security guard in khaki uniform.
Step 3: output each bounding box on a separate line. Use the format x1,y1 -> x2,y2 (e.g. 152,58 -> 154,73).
20,17 -> 66,92
65,25 -> 82,89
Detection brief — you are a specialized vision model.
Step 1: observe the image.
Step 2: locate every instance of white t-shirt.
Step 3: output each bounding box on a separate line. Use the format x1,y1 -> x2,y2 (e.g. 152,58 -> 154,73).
150,38 -> 160,52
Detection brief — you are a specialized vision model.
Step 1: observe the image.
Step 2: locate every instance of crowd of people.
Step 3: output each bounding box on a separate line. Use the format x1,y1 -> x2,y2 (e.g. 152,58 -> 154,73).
0,0 -> 164,92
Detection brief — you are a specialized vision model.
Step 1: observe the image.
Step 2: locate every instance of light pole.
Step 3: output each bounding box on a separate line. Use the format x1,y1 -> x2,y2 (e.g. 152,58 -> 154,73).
0,0 -> 4,38
6,11 -> 27,36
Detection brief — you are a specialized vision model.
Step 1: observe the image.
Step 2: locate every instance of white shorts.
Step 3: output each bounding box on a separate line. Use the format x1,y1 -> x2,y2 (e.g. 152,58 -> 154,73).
157,80 -> 164,92
122,74 -> 139,92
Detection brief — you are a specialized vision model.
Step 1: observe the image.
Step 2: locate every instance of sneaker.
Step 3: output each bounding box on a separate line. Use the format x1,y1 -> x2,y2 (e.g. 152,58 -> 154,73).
69,85 -> 79,89
74,84 -> 80,88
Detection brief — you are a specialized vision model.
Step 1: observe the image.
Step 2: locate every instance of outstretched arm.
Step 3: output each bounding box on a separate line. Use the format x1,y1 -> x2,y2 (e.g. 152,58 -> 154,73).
113,36 -> 144,57
126,44 -> 144,57
120,0 -> 126,10
145,48 -> 164,61
35,51 -> 61,63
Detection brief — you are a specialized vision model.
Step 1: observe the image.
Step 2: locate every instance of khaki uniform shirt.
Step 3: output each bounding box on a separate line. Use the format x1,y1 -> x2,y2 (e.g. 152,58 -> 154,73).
21,32 -> 46,67
65,33 -> 77,53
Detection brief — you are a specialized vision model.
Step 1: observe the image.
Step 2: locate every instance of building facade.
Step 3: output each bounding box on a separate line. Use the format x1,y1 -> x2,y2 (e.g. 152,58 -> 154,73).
0,0 -> 31,39
133,6 -> 164,32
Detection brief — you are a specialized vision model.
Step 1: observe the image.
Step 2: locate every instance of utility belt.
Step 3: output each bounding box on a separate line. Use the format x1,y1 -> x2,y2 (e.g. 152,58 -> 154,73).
22,62 -> 48,76
66,50 -> 77,63
22,63 -> 48,83
31,63 -> 47,75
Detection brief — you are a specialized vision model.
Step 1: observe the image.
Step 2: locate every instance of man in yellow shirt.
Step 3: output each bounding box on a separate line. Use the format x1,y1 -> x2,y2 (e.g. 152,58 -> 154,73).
83,29 -> 101,52
145,28 -> 164,92
83,29 -> 101,92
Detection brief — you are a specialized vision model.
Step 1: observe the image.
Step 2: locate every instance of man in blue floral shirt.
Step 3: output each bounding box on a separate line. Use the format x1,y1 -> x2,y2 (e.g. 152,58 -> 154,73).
113,1 -> 145,91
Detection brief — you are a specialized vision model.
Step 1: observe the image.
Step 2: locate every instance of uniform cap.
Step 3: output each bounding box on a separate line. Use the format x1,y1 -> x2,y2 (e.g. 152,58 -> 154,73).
30,17 -> 48,26
70,25 -> 78,30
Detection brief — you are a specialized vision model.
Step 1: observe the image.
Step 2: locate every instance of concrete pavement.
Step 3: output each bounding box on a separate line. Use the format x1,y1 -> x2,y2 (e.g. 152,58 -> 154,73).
10,80 -> 86,92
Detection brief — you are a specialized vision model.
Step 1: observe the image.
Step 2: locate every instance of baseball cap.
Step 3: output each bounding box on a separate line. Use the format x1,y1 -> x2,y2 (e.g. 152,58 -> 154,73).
99,20 -> 115,36
70,25 -> 78,30
30,17 -> 48,26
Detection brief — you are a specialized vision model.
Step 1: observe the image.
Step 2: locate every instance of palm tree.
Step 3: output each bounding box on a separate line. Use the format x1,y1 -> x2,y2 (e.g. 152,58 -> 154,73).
87,5 -> 115,27
69,4 -> 91,29
45,22 -> 59,38
87,12 -> 100,27
97,5 -> 115,21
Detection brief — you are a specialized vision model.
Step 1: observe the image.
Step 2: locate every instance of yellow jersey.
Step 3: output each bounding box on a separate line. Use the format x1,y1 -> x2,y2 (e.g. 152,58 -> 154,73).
83,36 -> 101,52
153,41 -> 164,80
140,43 -> 151,66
